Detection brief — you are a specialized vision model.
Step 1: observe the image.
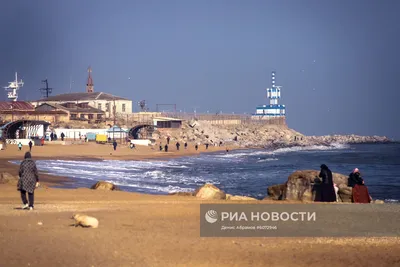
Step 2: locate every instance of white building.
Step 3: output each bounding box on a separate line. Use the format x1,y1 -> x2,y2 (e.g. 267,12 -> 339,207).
31,92 -> 132,119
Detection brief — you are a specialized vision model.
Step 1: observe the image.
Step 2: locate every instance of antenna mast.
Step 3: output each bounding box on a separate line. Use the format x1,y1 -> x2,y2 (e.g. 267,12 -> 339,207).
39,79 -> 53,98
4,72 -> 24,101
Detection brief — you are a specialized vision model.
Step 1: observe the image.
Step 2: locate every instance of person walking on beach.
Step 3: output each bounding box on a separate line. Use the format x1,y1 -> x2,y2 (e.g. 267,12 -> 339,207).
205,143 -> 209,150
18,142 -> 22,151
195,144 -> 198,151
176,142 -> 180,151
28,140 -> 33,152
159,142 -> 163,151
113,140 -> 117,151
167,136 -> 170,145
184,142 -> 187,149
318,164 -> 337,202
17,152 -> 40,210
61,132 -> 65,141
164,144 -> 168,152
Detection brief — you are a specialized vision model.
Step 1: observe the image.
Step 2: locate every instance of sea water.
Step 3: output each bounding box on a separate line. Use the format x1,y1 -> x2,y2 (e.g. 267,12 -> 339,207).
10,143 -> 400,202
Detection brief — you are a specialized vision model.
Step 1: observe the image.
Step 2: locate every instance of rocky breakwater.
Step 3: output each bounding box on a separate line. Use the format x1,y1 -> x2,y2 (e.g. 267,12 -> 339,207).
267,170 -> 384,203
304,134 -> 391,145
153,120 -> 304,148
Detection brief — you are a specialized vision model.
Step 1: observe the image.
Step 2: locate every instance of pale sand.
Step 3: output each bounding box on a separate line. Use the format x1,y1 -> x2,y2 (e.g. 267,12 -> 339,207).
1,143 -> 400,267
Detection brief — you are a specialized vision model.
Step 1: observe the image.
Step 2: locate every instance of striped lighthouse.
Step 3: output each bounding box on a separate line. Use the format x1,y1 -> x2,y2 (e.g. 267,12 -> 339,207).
254,71 -> 286,117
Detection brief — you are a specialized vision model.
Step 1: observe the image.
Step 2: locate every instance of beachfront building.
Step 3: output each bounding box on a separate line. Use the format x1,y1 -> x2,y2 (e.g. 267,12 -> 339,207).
252,71 -> 286,119
153,117 -> 183,128
31,67 -> 133,119
0,101 -> 69,123
35,102 -> 105,123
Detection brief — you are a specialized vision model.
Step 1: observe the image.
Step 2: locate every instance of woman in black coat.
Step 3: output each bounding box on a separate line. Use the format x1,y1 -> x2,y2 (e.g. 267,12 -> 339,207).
318,164 -> 337,202
17,152 -> 40,210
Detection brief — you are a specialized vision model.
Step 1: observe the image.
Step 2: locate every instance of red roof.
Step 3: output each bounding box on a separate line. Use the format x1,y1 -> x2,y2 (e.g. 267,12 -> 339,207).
0,101 -> 34,111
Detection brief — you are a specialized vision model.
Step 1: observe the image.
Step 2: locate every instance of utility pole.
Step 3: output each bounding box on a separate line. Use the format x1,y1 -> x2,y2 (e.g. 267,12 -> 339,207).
39,79 -> 53,98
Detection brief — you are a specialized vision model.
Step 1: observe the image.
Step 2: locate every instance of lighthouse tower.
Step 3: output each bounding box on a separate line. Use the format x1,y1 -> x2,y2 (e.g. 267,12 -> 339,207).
254,71 -> 286,117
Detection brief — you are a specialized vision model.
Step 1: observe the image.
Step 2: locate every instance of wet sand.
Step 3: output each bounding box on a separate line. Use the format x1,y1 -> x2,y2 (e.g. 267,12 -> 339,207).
1,143 -> 400,267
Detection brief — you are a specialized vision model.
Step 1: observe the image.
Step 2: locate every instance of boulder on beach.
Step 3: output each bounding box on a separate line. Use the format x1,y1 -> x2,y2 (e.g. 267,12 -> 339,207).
90,181 -> 120,191
268,170 -> 353,202
226,194 -> 258,201
194,183 -> 226,200
266,183 -> 286,200
0,172 -> 19,185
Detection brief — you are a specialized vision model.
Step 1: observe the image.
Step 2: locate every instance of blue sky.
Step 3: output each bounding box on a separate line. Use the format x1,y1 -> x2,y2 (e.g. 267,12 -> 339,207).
1,0 -> 399,139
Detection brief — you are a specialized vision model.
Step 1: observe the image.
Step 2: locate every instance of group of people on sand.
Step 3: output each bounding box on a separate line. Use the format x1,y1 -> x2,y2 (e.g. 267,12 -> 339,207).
317,164 -> 372,203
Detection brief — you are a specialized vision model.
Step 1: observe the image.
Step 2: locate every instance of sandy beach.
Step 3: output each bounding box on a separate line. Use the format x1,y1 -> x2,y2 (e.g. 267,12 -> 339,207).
1,142 -> 400,267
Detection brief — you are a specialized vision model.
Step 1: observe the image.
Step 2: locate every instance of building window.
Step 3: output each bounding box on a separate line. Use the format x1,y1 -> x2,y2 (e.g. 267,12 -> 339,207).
71,114 -> 77,119
88,114 -> 94,120
80,114 -> 85,119
106,103 -> 110,112
97,114 -> 103,119
122,103 -> 126,112
98,103 -> 102,110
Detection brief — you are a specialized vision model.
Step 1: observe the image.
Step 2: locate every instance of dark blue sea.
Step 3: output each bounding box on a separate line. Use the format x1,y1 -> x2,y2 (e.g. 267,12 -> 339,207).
12,143 -> 400,202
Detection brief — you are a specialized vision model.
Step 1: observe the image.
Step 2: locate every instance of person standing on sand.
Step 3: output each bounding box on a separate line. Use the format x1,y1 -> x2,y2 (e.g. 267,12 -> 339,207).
318,164 -> 337,202
164,144 -> 168,152
113,140 -> 117,151
350,170 -> 372,203
176,142 -> 180,151
184,142 -> 187,149
205,143 -> 209,149
61,132 -> 65,141
28,140 -> 33,152
348,168 -> 364,187
167,136 -> 170,145
18,142 -> 22,151
17,152 -> 40,210
195,144 -> 198,151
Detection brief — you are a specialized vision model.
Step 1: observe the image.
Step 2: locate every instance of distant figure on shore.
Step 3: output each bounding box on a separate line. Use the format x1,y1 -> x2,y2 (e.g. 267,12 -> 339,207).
348,168 -> 364,187
318,164 -> 336,202
159,143 -> 163,151
219,141 -> 223,147
176,142 -> 180,151
129,143 -> 135,149
18,142 -> 22,151
349,169 -> 372,203
61,132 -> 65,141
184,142 -> 187,149
113,140 -> 117,151
195,144 -> 198,151
164,144 -> 168,152
50,132 -> 54,141
54,133 -> 58,140
167,136 -> 170,145
205,143 -> 209,149
28,140 -> 33,152
226,148 -> 229,153
17,152 -> 40,210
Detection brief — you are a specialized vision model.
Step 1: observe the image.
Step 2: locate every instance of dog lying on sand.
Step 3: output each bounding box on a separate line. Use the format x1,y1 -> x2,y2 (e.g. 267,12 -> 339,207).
71,214 -> 99,228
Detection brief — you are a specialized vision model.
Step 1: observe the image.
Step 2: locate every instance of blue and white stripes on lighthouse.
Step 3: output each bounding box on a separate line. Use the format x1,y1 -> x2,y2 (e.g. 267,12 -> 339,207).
254,71 -> 286,117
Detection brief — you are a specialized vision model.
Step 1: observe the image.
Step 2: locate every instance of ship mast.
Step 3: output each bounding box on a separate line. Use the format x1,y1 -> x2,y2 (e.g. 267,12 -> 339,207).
4,72 -> 24,101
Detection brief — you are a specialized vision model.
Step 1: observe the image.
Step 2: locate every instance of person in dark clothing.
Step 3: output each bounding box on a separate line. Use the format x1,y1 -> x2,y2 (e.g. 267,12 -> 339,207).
113,140 -> 117,151
205,143 -> 209,149
318,164 -> 337,202
28,140 -> 33,152
17,152 -> 39,210
50,132 -> 54,141
184,142 -> 187,149
176,142 -> 180,151
159,145 -> 163,151
167,136 -> 170,145
348,168 -> 364,188
164,144 -> 168,152
61,132 -> 65,141
195,144 -> 198,151
219,141 -> 222,147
